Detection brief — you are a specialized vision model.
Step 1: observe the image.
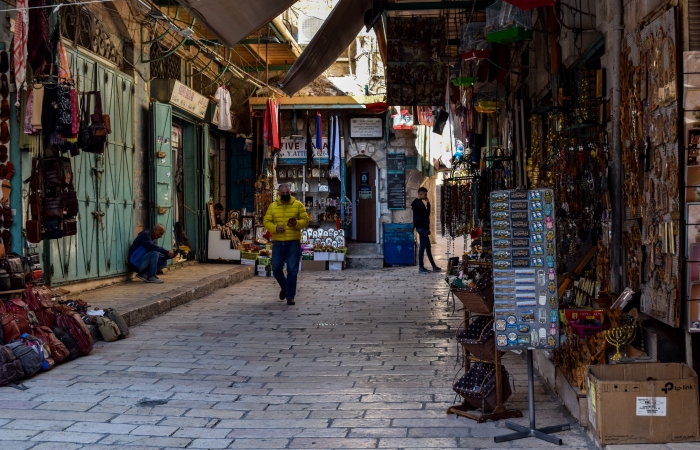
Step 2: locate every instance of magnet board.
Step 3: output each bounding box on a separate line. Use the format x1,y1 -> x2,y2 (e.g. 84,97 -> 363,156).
491,189 -> 560,350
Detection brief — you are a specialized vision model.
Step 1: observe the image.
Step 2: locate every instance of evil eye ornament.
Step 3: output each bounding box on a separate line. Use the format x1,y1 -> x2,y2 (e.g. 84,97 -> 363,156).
547,230 -> 555,242
548,268 -> 556,280
548,336 -> 556,347
548,281 -> 556,293
545,216 -> 554,229
544,204 -> 553,216
550,310 -> 558,323
546,243 -> 555,255
546,255 -> 555,268
544,190 -> 553,204
549,297 -> 558,309
549,323 -> 558,335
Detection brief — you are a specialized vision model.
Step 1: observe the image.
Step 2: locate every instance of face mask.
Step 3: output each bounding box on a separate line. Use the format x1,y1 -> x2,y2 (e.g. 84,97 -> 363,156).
280,194 -> 291,202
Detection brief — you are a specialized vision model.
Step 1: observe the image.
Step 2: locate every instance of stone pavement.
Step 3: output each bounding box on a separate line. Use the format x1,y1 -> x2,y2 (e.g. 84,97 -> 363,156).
0,238 -> 691,449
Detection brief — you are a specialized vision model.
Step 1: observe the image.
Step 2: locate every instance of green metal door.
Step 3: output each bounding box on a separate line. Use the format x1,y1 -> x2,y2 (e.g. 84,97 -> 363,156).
181,122 -> 199,256
48,51 -> 135,284
150,102 -> 174,253
200,125 -> 210,260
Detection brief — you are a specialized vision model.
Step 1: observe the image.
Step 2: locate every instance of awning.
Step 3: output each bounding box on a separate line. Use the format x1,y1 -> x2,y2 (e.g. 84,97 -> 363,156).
280,0 -> 373,96
176,0 -> 296,47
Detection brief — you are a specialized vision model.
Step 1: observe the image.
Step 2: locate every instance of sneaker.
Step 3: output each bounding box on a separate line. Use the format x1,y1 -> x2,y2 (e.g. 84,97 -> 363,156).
279,289 -> 286,301
419,267 -> 431,274
287,298 -> 295,305
432,266 -> 442,272
136,273 -> 148,282
145,276 -> 164,284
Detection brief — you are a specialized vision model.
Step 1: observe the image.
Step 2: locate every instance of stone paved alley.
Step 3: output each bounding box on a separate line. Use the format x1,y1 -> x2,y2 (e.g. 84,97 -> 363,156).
0,239 -> 676,450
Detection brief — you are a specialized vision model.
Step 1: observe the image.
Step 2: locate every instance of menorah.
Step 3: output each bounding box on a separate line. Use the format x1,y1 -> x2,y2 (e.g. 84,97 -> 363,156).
604,326 -> 637,361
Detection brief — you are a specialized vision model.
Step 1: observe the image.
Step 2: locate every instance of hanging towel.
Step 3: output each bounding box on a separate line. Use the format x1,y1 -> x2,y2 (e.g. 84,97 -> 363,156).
305,111 -> 313,169
214,86 -> 232,131
315,111 -> 322,151
263,98 -> 280,150
13,0 -> 28,91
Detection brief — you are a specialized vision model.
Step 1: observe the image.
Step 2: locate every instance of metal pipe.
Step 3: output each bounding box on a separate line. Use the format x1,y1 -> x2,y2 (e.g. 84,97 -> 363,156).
610,0 -> 623,293
271,17 -> 302,57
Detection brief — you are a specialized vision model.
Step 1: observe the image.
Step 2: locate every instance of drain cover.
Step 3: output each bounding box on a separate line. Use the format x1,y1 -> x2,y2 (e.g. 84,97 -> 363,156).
138,399 -> 169,407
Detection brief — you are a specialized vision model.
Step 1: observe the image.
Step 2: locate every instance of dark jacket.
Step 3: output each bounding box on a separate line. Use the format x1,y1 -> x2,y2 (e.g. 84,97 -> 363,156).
411,198 -> 430,229
128,229 -> 170,261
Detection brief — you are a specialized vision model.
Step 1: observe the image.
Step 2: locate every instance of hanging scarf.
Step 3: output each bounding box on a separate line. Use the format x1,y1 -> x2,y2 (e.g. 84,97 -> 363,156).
328,115 -> 334,172
315,111 -> 322,150
13,0 -> 28,91
55,85 -> 72,135
69,87 -> 79,136
28,0 -> 51,74
305,111 -> 313,169
24,88 -> 38,134
331,115 -> 341,179
263,98 -> 279,150
57,41 -> 72,82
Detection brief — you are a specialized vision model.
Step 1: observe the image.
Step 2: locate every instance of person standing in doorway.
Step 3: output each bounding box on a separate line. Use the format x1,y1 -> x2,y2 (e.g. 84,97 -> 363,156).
264,183 -> 309,305
412,187 -> 441,274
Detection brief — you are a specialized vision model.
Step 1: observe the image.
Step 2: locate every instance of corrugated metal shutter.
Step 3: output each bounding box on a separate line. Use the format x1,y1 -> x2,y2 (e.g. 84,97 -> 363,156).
689,0 -> 700,50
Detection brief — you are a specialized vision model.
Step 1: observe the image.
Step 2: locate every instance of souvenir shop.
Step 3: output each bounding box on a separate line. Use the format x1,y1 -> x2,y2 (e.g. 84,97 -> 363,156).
383,0 -> 699,445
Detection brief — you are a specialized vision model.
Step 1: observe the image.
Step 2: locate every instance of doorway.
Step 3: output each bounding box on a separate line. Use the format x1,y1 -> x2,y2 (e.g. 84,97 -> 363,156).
354,157 -> 377,242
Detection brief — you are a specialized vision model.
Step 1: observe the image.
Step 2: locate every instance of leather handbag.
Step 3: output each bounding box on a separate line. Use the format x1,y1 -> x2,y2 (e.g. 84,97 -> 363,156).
0,268 -> 10,291
62,189 -> 78,217
103,114 -> 112,134
51,326 -> 79,361
43,159 -> 64,188
5,299 -> 31,339
29,193 -> 41,219
0,301 -> 20,343
42,219 -> 63,240
55,310 -> 93,356
26,220 -> 42,244
63,217 -> 78,236
42,197 -> 63,220
95,316 -> 120,342
79,92 -> 107,153
33,326 -> 69,365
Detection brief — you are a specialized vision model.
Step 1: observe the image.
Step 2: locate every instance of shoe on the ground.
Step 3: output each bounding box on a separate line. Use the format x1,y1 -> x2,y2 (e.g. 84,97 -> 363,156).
136,272 -> 148,282
145,276 -> 164,284
419,267 -> 431,274
287,298 -> 295,305
432,266 -> 442,272
279,289 -> 286,301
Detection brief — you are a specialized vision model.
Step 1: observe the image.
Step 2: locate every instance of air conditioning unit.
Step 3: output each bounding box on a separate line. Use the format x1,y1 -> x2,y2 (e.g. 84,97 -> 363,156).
297,12 -> 329,44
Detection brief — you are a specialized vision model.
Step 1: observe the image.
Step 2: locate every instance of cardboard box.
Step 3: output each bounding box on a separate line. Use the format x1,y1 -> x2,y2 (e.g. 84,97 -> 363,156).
329,252 -> 345,262
329,261 -> 343,271
241,259 -> 256,266
587,363 -> 700,445
302,260 -> 327,271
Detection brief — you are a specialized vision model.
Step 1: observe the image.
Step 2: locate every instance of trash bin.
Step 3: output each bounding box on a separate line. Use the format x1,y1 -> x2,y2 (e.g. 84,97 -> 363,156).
383,223 -> 415,266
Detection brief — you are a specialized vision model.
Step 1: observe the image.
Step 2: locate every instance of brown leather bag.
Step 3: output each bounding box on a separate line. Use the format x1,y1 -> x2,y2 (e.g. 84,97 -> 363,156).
0,301 -> 20,344
42,197 -> 63,220
42,159 -> 64,188
33,325 -> 69,364
54,308 -> 93,356
4,299 -> 31,341
26,220 -> 41,244
63,218 -> 77,236
103,114 -> 111,134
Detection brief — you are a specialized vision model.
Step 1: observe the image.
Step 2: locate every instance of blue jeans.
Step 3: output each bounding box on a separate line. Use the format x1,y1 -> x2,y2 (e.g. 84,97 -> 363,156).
272,240 -> 301,300
416,228 -> 436,269
138,251 -> 169,277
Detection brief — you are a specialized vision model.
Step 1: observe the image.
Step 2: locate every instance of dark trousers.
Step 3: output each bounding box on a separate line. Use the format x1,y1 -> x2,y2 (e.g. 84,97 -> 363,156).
416,227 -> 436,269
272,240 -> 301,300
137,251 -> 169,277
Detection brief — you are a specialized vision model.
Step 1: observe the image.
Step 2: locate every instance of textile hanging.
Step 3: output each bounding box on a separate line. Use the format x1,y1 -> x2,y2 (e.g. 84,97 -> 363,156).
28,0 -> 51,74
57,41 -> 72,82
330,115 -> 340,179
328,115 -> 334,174
306,111 -> 313,169
315,112 -> 322,150
13,0 -> 28,91
263,98 -> 279,150
214,86 -> 232,131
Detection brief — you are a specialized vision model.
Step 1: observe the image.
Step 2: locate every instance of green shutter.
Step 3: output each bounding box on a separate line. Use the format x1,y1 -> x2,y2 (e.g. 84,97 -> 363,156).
150,102 -> 174,254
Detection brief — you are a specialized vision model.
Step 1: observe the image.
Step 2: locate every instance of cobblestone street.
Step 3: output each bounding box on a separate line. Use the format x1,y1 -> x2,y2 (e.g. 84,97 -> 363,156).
0,240 -> 595,449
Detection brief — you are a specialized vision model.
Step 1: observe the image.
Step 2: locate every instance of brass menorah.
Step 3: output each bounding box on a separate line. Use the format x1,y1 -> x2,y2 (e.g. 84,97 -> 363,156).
604,326 -> 637,361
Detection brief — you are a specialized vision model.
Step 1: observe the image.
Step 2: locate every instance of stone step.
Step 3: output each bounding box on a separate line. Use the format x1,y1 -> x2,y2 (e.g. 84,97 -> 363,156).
346,254 -> 384,269
346,242 -> 382,255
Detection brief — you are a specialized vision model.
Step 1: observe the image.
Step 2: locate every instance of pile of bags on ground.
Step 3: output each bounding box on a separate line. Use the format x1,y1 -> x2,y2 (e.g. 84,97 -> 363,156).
0,284 -> 129,389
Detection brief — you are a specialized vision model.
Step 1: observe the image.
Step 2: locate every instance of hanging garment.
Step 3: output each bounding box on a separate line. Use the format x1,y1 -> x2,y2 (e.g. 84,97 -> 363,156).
330,115 -> 340,179
55,85 -> 72,135
263,98 -> 279,150
42,84 -> 59,134
24,88 -> 39,134
28,0 -> 51,74
31,86 -> 43,130
328,115 -> 335,172
214,85 -> 232,131
305,111 -> 313,169
57,41 -> 72,82
315,111 -> 322,150
69,88 -> 79,136
13,0 -> 28,91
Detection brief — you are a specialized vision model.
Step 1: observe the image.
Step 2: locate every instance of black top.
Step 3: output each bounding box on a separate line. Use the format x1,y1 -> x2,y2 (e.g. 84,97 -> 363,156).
411,198 -> 430,229
128,229 -> 169,259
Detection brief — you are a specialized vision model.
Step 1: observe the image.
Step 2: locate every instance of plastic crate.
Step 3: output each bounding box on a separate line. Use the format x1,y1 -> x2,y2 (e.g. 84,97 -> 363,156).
241,251 -> 259,260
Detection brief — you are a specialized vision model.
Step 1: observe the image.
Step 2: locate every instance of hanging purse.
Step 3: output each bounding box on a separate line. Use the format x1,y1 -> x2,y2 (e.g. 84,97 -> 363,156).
78,92 -> 107,153
41,196 -> 63,220
62,188 -> 79,217
63,218 -> 77,236
42,220 -> 63,240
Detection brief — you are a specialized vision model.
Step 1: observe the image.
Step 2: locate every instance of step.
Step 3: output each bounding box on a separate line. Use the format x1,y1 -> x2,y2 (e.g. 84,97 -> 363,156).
346,254 -> 384,269
346,242 -> 382,255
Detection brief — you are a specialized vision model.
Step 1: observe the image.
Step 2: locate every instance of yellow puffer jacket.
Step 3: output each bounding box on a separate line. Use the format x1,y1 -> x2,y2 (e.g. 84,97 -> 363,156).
263,196 -> 310,242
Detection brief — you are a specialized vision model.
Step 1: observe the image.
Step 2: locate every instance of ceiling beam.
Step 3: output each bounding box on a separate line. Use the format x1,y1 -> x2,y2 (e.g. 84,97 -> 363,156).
385,1 -> 498,11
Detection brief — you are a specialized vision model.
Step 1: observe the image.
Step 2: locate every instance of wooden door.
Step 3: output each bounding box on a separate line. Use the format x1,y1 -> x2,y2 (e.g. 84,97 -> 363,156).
355,158 -> 377,242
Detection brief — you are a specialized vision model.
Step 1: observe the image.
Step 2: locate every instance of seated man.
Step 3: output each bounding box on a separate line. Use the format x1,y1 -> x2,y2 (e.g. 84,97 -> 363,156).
214,203 -> 225,226
128,224 -> 174,284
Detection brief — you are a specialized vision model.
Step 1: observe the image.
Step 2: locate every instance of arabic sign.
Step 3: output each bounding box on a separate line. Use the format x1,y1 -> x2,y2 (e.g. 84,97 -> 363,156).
350,117 -> 383,138
169,80 -> 208,119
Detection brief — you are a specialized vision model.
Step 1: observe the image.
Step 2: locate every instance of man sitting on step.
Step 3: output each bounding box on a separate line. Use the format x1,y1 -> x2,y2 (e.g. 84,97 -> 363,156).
128,224 -> 175,284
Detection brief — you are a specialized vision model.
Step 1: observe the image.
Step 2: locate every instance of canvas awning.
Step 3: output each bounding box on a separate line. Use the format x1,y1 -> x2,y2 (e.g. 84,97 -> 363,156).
176,0 -> 296,47
280,0 -> 374,96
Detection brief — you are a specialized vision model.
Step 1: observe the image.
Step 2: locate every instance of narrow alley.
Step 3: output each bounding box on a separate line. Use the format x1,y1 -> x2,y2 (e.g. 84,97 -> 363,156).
0,239 -> 598,450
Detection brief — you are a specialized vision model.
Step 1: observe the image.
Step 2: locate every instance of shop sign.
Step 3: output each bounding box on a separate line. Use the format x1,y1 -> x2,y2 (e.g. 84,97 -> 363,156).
277,137 -> 342,165
350,117 -> 383,138
359,186 -> 372,199
211,105 -> 220,126
169,80 -> 208,119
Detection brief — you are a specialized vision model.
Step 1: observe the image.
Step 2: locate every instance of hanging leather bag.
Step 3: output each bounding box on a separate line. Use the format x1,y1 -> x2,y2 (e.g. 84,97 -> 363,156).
78,92 -> 107,153
42,158 -> 64,188
63,217 -> 78,236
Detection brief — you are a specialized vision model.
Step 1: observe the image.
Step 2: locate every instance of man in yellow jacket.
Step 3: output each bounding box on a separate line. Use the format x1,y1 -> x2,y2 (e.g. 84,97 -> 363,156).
263,183 -> 309,305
